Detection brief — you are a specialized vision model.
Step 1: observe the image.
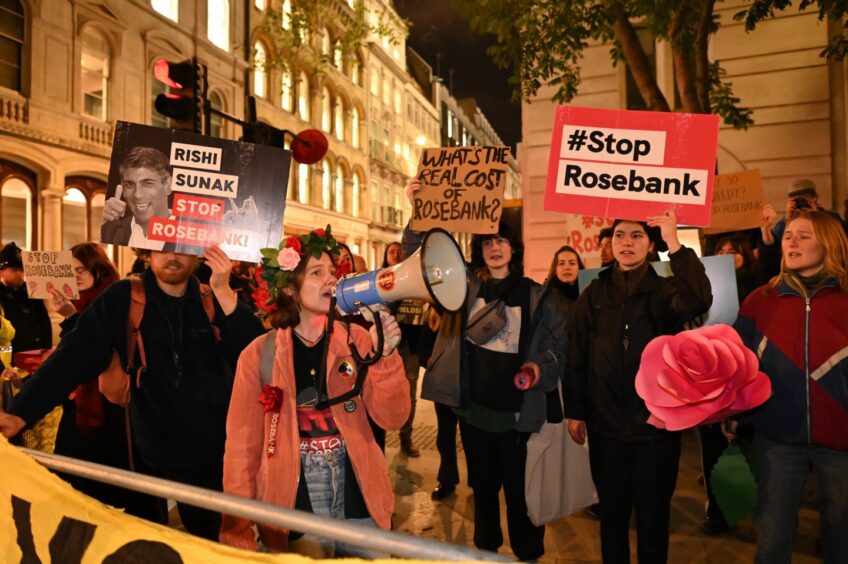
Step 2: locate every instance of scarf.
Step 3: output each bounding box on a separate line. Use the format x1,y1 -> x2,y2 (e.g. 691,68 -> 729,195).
73,275 -> 117,433
550,276 -> 580,302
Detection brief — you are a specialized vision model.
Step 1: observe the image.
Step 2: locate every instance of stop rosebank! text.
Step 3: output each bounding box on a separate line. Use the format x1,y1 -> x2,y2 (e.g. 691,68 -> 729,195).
148,217 -> 254,248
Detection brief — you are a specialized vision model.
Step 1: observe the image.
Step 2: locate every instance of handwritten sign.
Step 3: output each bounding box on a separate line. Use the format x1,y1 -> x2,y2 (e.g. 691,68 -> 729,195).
412,146 -> 508,234
22,251 -> 79,300
101,121 -> 290,262
544,106 -> 719,226
704,169 -> 765,234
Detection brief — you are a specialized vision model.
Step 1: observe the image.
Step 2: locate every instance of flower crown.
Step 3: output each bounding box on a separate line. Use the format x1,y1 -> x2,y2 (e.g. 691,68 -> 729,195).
253,226 -> 340,312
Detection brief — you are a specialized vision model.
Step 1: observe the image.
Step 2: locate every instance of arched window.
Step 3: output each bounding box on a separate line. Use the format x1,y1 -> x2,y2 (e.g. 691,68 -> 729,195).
281,0 -> 292,29
370,69 -> 379,96
351,172 -> 360,218
253,42 -> 267,98
1,178 -> 33,249
0,0 -> 24,92
334,98 -> 344,141
321,161 -> 331,210
207,0 -> 230,51
208,91 -> 224,138
297,72 -> 310,121
322,29 -> 332,57
350,57 -> 360,87
351,107 -> 360,148
334,168 -> 345,214
81,28 -> 110,120
333,41 -> 343,70
297,162 -> 310,204
394,88 -> 401,114
321,87 -> 332,132
62,188 -> 87,249
152,0 -> 179,21
281,68 -> 293,112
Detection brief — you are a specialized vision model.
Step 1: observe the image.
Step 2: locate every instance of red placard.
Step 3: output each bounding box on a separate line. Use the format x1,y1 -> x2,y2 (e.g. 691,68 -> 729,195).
544,106 -> 719,226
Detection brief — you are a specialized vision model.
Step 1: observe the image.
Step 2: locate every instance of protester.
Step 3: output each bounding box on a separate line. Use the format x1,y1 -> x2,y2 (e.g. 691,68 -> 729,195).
0,247 -> 264,540
566,211 -> 713,564
714,233 -> 758,304
403,179 -> 568,561
101,146 -> 173,250
729,210 -> 848,564
598,227 -> 615,267
770,179 -> 846,242
220,229 -> 409,555
547,244 -> 585,302
0,242 -> 52,354
352,254 -> 367,273
384,240 -> 421,457
337,242 -> 355,277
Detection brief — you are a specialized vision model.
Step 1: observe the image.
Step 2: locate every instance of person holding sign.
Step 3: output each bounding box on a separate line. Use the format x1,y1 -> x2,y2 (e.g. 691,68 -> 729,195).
728,211 -> 848,564
101,146 -> 173,250
566,211 -> 712,564
0,242 -> 52,355
221,229 -> 409,555
403,180 -> 568,562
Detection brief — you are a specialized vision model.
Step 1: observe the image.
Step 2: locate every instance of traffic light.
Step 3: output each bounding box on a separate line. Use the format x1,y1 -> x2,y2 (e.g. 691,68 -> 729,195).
153,58 -> 205,133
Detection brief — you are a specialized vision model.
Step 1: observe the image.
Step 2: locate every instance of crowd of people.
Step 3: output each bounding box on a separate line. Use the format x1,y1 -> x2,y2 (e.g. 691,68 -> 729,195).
0,177 -> 845,563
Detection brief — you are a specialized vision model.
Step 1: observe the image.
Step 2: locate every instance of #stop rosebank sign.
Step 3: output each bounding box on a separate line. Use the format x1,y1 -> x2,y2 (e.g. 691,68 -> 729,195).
544,106 -> 720,226
101,121 -> 290,262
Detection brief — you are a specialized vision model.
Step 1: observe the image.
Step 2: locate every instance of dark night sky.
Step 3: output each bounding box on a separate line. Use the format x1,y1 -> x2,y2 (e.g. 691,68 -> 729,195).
393,0 -> 521,149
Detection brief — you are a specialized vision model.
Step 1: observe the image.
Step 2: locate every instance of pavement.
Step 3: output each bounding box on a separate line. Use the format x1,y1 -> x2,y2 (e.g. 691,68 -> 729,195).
384,389 -> 824,563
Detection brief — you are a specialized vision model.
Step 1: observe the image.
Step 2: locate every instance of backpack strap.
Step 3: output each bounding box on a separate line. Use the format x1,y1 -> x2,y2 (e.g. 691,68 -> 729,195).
126,276 -> 147,390
199,284 -> 222,343
260,329 -> 276,386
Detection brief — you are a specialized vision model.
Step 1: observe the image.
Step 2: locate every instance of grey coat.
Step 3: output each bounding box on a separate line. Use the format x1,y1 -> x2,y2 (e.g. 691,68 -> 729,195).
402,227 -> 569,433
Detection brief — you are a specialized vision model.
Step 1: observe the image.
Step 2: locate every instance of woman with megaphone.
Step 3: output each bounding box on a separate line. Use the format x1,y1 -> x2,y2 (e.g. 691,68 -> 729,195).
403,179 -> 569,562
220,227 -> 410,556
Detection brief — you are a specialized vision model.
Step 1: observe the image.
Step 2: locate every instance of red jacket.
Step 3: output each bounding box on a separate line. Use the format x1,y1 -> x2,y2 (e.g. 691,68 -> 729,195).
220,322 -> 410,551
735,278 -> 848,451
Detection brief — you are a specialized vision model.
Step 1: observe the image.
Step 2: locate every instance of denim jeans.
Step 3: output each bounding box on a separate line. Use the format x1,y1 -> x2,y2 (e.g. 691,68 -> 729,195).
298,445 -> 385,558
754,434 -> 848,564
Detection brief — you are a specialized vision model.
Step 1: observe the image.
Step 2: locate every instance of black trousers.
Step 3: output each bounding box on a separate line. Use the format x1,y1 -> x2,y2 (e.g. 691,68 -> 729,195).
588,429 -> 681,564
459,418 -> 545,561
150,460 -> 224,541
434,402 -> 459,487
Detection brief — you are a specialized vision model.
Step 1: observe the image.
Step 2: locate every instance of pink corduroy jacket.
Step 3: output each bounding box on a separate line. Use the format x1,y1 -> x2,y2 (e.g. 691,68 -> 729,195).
219,322 -> 410,552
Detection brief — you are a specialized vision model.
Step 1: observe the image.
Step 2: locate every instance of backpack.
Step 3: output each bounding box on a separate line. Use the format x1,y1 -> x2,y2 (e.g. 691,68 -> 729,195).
98,276 -> 220,406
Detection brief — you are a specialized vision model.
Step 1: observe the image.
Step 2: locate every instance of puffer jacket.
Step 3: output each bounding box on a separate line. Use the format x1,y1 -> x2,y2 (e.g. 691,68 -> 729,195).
565,247 -> 712,441
735,276 -> 848,452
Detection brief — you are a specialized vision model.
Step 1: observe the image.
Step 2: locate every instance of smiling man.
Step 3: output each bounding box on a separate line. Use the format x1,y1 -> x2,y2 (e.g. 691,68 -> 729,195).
101,146 -> 173,250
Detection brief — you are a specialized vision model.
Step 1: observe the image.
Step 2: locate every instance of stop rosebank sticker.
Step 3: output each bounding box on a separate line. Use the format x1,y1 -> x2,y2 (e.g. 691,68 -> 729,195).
543,106 -> 719,226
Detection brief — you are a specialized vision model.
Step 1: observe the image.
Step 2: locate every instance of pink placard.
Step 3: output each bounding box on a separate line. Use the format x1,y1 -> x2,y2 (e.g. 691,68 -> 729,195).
544,106 -> 719,227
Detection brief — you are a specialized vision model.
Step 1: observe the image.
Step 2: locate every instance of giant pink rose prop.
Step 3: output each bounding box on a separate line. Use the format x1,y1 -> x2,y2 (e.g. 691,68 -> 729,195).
635,324 -> 771,431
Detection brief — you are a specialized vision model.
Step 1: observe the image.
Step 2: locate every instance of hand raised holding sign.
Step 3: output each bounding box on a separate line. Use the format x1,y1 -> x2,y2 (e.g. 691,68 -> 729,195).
406,178 -> 421,206
203,245 -> 237,316
647,208 -> 682,254
49,287 -> 77,318
101,185 -> 126,224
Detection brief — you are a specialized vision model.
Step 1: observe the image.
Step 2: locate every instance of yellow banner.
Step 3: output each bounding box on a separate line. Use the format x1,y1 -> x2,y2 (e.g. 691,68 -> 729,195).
0,436 -> 412,563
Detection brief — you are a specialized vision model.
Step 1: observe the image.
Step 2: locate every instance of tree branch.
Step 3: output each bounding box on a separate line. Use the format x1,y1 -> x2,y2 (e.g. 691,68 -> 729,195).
695,0 -> 716,114
671,7 -> 702,113
612,7 -> 671,112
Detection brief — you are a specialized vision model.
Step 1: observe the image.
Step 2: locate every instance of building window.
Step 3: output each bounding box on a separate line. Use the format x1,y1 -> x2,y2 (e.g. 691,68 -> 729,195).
281,68 -> 293,112
322,28 -> 332,57
394,88 -> 401,114
334,169 -> 344,213
321,161 -> 331,210
62,188 -> 87,249
209,91 -> 224,138
350,57 -> 360,86
253,42 -> 267,97
370,69 -> 379,96
81,28 -> 110,120
351,107 -> 360,148
151,74 -> 168,127
371,181 -> 379,222
0,0 -> 24,92
334,98 -> 344,141
298,72 -> 310,121
351,172 -> 360,218
382,79 -> 390,106
281,0 -> 291,30
207,0 -> 230,51
1,177 -> 32,249
90,192 -> 105,236
254,0 -> 266,10
321,87 -> 332,132
152,0 -> 179,21
297,162 -> 310,204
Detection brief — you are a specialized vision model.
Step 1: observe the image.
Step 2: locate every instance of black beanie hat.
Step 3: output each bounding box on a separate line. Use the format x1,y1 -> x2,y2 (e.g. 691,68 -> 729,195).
0,242 -> 23,269
611,219 -> 668,253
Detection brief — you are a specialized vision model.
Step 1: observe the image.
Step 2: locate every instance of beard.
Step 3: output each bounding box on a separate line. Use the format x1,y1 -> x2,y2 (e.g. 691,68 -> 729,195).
151,260 -> 194,285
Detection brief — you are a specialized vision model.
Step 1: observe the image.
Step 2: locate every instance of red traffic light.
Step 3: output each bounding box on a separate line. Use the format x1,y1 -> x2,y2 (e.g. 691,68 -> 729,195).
152,58 -> 204,132
291,129 -> 328,165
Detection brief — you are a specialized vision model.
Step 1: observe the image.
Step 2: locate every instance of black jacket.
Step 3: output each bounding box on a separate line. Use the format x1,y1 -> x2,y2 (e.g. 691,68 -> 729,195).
565,247 -> 712,441
8,268 -> 265,468
0,283 -> 52,354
